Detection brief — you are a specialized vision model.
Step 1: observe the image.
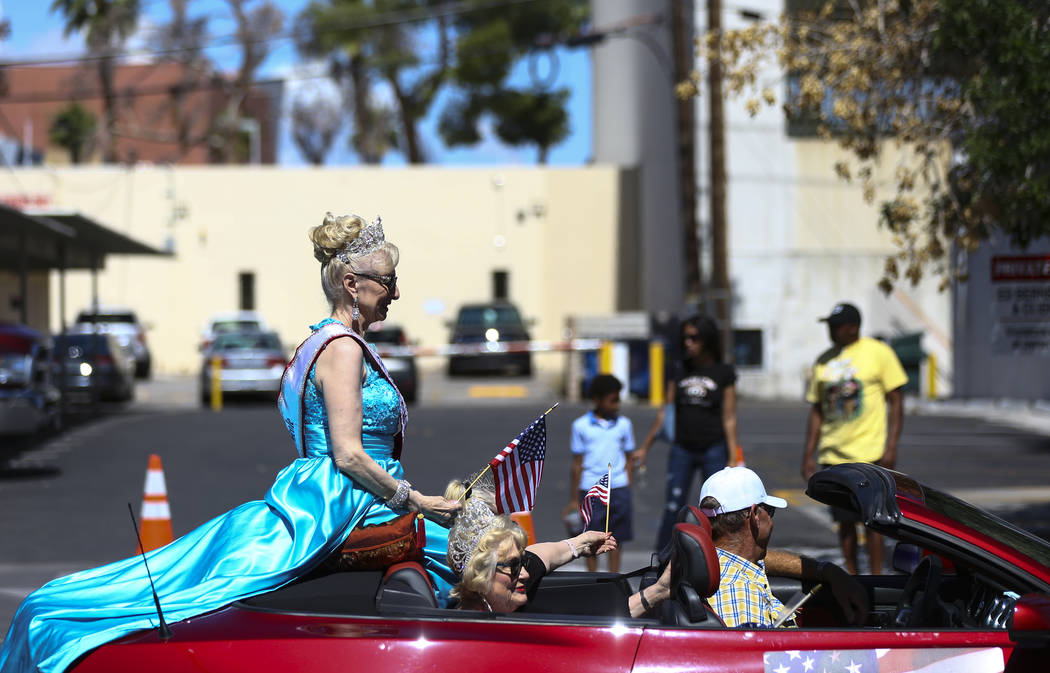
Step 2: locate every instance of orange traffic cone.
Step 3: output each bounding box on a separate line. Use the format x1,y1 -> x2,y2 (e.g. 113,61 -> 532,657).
138,454 -> 174,553
511,511 -> 536,546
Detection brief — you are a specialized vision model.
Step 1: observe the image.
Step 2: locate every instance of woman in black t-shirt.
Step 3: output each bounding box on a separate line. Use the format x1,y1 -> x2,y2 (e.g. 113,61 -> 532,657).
638,315 -> 739,552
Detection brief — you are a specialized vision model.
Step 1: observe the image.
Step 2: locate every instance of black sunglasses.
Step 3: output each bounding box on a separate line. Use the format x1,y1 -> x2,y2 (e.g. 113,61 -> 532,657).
757,503 -> 776,519
495,556 -> 523,583
354,271 -> 397,293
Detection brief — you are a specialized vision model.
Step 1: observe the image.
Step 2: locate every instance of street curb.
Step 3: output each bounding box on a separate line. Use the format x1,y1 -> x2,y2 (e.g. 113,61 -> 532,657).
907,398 -> 1050,437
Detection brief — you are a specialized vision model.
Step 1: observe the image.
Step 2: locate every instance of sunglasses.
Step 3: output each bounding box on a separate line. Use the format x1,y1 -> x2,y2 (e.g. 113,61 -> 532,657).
495,555 -> 523,584
354,271 -> 397,293
757,503 -> 776,519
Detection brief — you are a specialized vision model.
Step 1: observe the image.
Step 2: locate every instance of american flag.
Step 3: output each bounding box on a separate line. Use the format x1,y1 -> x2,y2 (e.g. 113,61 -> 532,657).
580,473 -> 611,528
762,647 -> 1003,673
489,414 -> 547,514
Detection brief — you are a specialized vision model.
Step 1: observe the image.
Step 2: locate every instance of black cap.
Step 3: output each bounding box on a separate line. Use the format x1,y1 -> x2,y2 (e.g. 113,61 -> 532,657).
819,302 -> 862,328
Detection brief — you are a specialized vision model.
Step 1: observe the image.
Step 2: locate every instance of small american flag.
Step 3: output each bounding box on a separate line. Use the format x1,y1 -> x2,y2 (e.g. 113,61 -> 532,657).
490,414 -> 547,514
580,473 -> 611,528
762,647 -> 1003,673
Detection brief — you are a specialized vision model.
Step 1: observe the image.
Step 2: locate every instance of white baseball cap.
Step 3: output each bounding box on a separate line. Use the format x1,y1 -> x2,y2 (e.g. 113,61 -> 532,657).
699,466 -> 788,516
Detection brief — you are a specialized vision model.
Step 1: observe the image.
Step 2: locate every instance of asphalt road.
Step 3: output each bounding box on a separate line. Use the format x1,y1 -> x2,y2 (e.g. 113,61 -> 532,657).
1,375 -> 1048,641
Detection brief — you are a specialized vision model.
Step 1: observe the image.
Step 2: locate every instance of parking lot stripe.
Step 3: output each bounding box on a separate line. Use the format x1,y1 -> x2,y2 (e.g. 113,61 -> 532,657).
467,385 -> 528,399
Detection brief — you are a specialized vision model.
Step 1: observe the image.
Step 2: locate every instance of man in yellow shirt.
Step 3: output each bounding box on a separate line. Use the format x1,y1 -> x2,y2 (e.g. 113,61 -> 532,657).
802,303 -> 907,575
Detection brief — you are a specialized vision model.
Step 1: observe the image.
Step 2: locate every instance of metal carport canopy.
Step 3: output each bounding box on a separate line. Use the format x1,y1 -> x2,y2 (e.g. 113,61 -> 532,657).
1,204 -> 168,325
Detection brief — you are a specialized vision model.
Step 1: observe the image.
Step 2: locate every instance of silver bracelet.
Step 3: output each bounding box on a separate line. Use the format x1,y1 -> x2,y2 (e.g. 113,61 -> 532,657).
386,479 -> 412,510
564,539 -> 579,558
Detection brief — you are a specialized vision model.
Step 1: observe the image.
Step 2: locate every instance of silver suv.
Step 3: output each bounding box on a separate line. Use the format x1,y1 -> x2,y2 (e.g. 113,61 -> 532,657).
71,305 -> 152,378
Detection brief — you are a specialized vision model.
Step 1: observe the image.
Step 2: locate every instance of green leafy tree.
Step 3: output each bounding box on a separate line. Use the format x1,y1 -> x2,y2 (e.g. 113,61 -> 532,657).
438,1 -> 584,162
296,0 -> 452,164
296,0 -> 585,164
684,0 -> 1050,291
49,103 -> 97,164
50,0 -> 140,163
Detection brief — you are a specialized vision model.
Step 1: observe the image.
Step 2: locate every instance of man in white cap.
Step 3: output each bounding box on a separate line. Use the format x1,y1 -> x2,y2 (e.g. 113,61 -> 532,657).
699,466 -> 789,627
699,466 -> 867,628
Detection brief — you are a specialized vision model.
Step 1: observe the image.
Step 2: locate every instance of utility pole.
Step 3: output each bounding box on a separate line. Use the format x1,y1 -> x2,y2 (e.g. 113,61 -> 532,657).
671,0 -> 701,303
708,0 -> 733,361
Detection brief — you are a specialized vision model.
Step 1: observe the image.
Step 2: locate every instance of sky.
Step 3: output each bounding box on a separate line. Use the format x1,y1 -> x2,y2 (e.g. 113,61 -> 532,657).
0,0 -> 593,166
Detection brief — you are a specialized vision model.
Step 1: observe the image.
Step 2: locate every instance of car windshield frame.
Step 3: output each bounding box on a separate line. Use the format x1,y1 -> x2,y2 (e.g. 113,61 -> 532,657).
76,312 -> 137,324
456,306 -> 524,327
366,330 -> 404,345
55,334 -> 109,355
211,333 -> 282,351
916,482 -> 1050,568
212,320 -> 263,334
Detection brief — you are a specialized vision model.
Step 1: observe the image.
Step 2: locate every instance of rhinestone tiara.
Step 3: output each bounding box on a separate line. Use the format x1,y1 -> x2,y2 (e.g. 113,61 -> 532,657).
447,496 -> 501,575
336,215 -> 385,263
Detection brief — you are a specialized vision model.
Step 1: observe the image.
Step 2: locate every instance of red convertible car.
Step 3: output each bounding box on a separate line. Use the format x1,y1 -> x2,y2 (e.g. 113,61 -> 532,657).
73,464 -> 1050,672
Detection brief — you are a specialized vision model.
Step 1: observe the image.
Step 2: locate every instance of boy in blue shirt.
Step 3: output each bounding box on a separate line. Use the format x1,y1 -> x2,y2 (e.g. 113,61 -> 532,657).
564,374 -> 637,572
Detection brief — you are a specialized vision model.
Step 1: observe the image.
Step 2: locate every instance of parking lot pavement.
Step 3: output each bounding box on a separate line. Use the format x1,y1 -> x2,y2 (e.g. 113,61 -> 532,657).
132,375 -> 198,410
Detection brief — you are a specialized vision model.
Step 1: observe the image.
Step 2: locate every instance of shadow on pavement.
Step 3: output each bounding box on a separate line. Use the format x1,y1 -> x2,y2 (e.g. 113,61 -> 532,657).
0,402 -> 131,480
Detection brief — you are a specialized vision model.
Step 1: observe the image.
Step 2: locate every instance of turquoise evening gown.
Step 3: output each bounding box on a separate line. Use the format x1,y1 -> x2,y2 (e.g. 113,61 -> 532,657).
0,319 -> 455,673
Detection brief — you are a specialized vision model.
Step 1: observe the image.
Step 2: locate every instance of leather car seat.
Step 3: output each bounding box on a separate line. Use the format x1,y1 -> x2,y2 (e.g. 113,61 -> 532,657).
661,522 -> 725,628
677,505 -> 713,537
643,505 -> 715,592
376,561 -> 438,610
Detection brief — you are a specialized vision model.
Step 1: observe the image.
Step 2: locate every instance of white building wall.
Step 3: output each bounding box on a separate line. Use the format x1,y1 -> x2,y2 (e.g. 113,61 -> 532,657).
693,0 -> 953,399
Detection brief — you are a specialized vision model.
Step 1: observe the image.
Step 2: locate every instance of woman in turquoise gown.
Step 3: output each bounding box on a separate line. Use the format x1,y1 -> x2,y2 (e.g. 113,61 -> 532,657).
0,213 -> 462,673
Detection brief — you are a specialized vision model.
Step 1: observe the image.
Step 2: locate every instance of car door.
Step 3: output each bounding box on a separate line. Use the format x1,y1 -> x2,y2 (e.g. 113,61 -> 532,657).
632,624 -> 1015,673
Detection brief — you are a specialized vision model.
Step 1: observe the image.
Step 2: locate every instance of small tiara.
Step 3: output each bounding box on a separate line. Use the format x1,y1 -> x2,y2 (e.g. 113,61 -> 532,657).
336,215 -> 384,263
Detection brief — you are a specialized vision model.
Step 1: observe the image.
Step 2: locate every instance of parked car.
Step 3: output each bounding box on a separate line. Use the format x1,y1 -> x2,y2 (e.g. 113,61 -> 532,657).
72,306 -> 152,379
0,324 -> 62,435
447,302 -> 532,376
365,323 -> 418,404
200,331 -> 287,405
71,463 -> 1050,672
200,311 -> 270,352
53,332 -> 136,404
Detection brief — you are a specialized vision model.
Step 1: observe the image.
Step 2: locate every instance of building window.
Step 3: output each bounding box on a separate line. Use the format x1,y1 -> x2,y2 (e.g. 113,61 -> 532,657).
239,272 -> 255,311
733,329 -> 763,367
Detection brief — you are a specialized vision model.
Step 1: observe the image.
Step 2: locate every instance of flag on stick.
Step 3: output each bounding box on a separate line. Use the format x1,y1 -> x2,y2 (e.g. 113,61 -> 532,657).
580,472 -> 610,529
489,413 -> 548,514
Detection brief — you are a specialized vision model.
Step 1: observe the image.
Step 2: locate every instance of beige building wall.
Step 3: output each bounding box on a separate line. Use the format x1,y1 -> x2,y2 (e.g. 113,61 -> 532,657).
0,271 -> 49,331
0,166 -> 624,376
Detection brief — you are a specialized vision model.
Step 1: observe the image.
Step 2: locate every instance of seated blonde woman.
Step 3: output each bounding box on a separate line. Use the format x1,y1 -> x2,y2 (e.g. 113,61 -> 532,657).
445,477 -> 670,616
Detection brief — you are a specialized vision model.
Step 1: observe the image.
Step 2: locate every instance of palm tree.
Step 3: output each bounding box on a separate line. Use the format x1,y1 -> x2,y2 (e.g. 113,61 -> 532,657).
50,0 -> 140,163
49,103 -> 97,164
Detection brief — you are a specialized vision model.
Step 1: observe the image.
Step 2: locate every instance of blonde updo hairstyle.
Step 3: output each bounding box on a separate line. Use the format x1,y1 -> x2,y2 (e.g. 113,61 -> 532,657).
444,469 -> 497,512
309,212 -> 400,307
449,520 -> 527,604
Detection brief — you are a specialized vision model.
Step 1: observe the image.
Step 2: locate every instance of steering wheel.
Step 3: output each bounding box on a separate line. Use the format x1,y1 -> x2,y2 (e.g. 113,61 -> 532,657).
893,555 -> 943,627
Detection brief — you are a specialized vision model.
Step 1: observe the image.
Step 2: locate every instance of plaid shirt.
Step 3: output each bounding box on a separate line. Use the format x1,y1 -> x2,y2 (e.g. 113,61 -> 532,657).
709,548 -> 794,627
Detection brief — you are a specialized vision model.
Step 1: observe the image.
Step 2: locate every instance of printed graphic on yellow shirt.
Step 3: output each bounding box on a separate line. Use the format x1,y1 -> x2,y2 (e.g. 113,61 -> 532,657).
820,358 -> 863,423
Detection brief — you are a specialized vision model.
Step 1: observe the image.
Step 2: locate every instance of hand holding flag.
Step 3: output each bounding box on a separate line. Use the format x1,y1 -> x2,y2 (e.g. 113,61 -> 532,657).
580,472 -> 611,529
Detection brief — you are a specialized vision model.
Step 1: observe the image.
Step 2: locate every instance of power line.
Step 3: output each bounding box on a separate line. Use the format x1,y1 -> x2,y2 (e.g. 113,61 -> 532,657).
0,0 -> 554,69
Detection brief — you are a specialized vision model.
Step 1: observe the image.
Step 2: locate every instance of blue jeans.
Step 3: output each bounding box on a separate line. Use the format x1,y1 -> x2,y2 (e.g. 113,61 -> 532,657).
655,441 -> 728,551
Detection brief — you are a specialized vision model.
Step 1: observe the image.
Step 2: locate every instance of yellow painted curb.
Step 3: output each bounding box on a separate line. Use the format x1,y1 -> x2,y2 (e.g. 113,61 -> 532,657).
771,489 -> 811,506
468,385 -> 528,398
